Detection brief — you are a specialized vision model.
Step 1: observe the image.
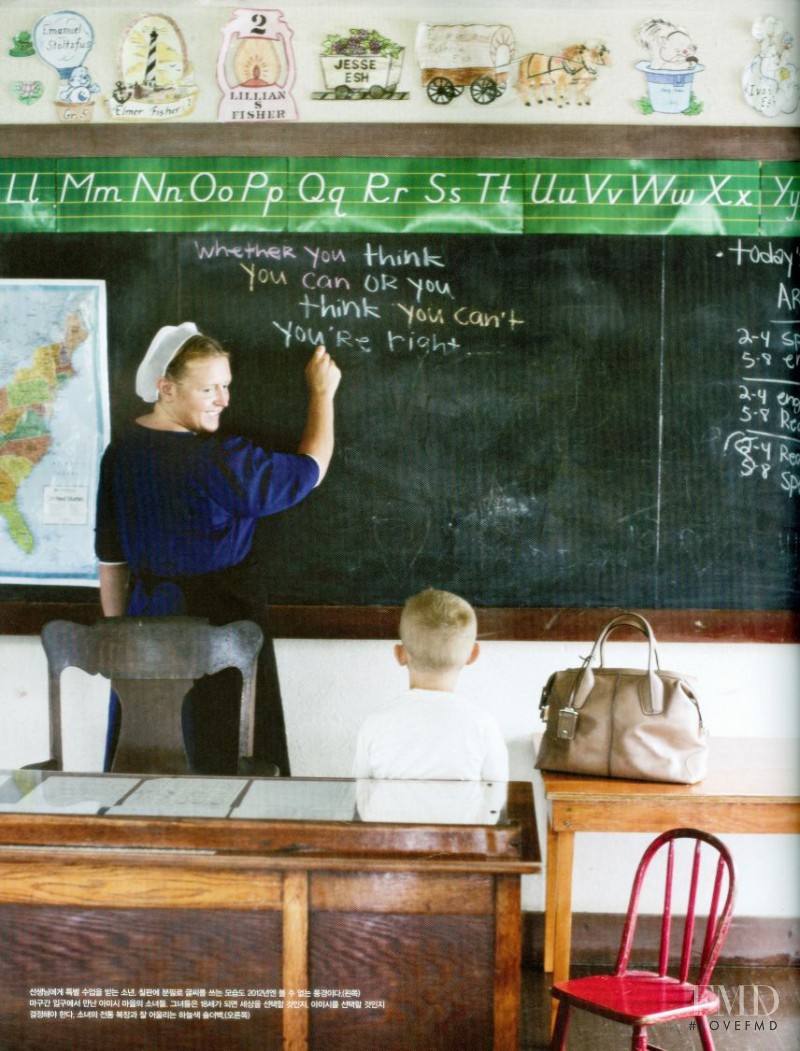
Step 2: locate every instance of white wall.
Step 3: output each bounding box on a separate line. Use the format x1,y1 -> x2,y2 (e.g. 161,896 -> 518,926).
2,631 -> 797,918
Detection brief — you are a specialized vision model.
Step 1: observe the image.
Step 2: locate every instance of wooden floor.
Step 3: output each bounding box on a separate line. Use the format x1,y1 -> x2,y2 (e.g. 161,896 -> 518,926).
521,965 -> 799,1050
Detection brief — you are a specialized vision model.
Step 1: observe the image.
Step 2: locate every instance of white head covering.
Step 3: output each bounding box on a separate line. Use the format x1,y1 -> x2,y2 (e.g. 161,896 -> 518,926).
135,322 -> 200,402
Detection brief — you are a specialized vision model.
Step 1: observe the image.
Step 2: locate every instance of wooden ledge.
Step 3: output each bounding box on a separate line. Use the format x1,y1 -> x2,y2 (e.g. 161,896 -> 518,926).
0,602 -> 797,642
0,123 -> 797,160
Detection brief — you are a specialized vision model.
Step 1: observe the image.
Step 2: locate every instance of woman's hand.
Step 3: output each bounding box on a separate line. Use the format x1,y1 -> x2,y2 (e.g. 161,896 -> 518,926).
305,345 -> 341,400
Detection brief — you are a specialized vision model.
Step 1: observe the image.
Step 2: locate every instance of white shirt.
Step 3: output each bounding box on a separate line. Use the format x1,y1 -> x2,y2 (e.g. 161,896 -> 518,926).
353,688 -> 509,781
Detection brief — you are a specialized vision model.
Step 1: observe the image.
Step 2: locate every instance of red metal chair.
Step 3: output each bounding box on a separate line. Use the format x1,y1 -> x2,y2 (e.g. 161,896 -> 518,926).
549,827 -> 736,1051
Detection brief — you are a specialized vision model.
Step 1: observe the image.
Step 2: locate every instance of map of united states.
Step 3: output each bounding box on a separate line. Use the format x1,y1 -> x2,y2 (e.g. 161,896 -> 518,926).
0,311 -> 86,553
0,281 -> 108,586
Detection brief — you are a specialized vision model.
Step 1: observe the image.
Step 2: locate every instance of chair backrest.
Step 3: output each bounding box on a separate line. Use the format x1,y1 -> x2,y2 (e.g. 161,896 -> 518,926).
614,827 -> 736,988
41,617 -> 263,774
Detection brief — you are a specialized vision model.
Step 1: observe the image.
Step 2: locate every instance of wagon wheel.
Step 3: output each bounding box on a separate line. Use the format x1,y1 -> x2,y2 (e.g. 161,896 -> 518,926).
368,84 -> 385,99
426,76 -> 456,104
470,75 -> 500,104
334,84 -> 351,100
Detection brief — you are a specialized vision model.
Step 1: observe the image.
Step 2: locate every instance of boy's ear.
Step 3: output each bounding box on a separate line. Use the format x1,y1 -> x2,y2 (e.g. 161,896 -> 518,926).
394,643 -> 408,667
465,641 -> 480,666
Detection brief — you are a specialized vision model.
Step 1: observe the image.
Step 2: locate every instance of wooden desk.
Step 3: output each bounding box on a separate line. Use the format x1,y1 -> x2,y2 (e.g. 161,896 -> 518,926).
0,771 -> 539,1051
540,737 -> 800,991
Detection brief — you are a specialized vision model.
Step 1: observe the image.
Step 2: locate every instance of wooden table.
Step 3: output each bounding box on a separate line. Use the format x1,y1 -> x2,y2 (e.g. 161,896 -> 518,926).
0,771 -> 539,1051
539,737 -> 800,992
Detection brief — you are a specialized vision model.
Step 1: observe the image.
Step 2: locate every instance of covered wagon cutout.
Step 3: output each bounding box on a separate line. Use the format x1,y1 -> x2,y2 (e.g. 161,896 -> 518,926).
415,22 -> 515,105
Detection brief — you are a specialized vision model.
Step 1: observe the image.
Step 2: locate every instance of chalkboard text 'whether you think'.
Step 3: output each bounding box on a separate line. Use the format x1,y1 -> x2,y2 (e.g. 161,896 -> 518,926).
193,239 -> 527,358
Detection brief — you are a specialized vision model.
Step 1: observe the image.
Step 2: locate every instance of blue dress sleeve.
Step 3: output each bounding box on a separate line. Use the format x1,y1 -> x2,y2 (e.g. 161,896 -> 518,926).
208,438 -> 321,518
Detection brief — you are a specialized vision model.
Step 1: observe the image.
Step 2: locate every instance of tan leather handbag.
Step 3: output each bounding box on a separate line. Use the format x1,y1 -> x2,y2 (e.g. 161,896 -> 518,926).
535,612 -> 708,784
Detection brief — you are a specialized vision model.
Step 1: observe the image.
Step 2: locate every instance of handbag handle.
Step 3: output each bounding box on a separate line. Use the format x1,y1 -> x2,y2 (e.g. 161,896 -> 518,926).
596,612 -> 661,669
570,612 -> 665,715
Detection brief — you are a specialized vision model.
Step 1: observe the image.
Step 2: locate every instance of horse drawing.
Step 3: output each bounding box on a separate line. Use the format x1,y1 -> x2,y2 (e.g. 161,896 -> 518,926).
517,42 -> 611,107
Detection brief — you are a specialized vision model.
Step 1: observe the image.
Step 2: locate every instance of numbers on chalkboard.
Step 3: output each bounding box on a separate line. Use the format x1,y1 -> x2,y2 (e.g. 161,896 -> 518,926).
737,327 -> 771,347
739,405 -> 771,424
738,385 -> 770,424
739,384 -> 767,405
740,349 -> 773,369
725,432 -> 773,480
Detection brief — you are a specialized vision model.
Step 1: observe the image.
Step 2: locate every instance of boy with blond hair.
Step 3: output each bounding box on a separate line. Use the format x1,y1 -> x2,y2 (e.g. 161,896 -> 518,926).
353,589 -> 509,781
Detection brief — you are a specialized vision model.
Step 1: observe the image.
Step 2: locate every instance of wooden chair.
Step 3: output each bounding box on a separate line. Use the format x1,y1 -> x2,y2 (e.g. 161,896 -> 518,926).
32,617 -> 266,775
549,827 -> 736,1051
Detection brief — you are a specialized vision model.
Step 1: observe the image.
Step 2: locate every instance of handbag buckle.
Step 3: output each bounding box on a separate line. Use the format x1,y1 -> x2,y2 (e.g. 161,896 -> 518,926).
557,706 -> 580,740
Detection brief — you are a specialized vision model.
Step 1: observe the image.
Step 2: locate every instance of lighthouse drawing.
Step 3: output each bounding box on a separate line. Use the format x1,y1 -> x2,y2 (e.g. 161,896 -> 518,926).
143,28 -> 158,91
106,13 -> 198,120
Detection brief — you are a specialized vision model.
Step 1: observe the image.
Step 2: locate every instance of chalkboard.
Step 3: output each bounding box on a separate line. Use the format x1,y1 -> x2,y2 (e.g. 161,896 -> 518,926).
0,232 -> 797,611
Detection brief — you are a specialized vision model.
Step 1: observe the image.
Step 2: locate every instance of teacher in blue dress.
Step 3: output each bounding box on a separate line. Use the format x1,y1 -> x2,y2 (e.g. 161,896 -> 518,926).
95,322 -> 341,775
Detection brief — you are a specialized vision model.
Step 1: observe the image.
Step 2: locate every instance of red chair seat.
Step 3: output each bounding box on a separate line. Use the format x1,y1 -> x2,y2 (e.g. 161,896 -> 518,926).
554,971 -> 719,1026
